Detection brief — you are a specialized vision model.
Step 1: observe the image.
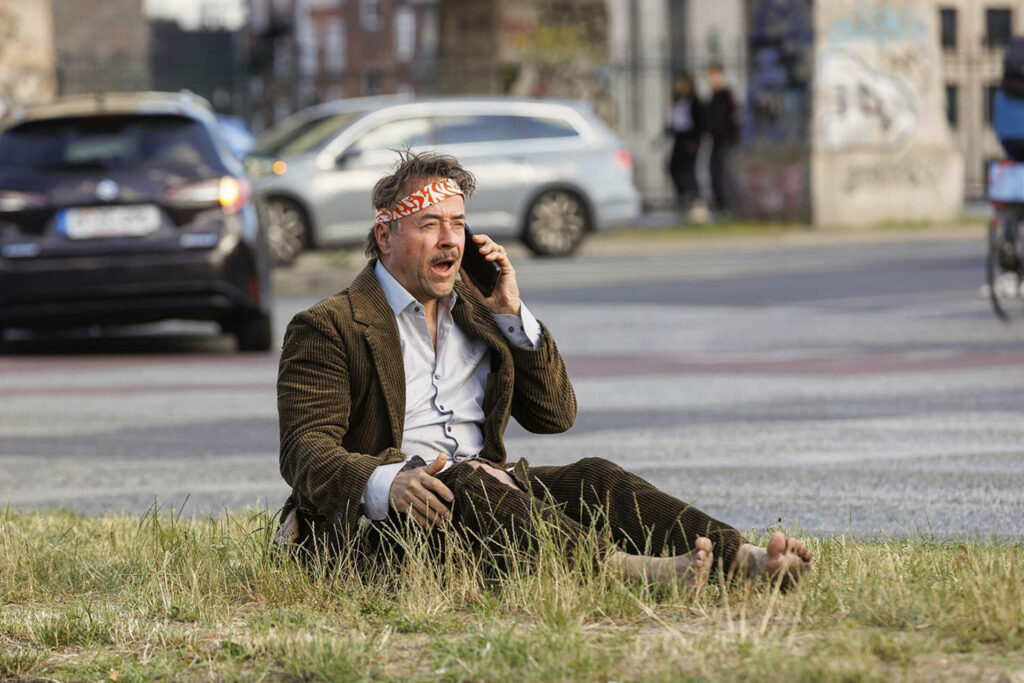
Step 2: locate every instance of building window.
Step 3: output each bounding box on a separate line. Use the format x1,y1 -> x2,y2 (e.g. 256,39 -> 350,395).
361,0 -> 381,32
986,84 -> 1000,126
945,84 -> 958,127
986,8 -> 1013,49
325,17 -> 346,75
299,18 -> 317,77
365,67 -> 383,95
939,8 -> 957,50
274,39 -> 292,78
395,7 -> 416,62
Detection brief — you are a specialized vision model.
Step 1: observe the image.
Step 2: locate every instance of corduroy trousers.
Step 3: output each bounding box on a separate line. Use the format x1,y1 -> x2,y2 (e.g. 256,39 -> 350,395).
346,457 -> 746,574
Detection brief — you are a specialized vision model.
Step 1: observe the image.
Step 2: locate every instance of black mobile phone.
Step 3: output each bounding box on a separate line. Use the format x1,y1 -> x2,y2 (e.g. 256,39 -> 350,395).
461,226 -> 502,298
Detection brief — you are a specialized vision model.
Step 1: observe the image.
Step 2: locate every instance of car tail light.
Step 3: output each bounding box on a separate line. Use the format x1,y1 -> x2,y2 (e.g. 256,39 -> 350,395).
0,190 -> 48,213
614,146 -> 633,170
164,176 -> 251,214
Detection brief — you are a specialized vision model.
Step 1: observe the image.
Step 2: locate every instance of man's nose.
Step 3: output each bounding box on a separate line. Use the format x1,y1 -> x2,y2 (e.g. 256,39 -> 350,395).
439,222 -> 461,246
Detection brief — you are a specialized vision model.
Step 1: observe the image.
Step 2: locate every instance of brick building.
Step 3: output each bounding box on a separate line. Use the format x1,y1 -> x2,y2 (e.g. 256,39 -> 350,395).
247,0 -> 438,132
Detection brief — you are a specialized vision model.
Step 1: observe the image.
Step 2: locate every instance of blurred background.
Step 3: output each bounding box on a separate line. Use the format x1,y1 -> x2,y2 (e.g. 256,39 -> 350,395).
2,0 -> 1016,223
5,0 -> 1024,536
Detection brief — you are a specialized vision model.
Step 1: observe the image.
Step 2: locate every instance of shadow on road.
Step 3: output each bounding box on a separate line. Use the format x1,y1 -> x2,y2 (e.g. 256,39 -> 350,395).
0,323 -> 240,356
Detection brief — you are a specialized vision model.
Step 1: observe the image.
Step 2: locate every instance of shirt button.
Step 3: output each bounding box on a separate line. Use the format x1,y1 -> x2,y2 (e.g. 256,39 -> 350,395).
439,404 -> 445,410
434,373 -> 440,380
414,306 -> 421,313
508,326 -> 514,332
446,426 -> 452,433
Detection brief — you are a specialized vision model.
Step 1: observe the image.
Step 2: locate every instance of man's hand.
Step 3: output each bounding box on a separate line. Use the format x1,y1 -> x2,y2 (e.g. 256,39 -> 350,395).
465,460 -> 520,489
460,233 -> 520,315
389,453 -> 455,529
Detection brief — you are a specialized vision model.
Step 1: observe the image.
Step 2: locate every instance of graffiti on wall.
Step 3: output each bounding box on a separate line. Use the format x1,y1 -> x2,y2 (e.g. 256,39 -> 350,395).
842,154 -> 940,193
738,162 -> 807,220
818,51 -> 918,151
825,0 -> 927,48
746,0 -> 814,147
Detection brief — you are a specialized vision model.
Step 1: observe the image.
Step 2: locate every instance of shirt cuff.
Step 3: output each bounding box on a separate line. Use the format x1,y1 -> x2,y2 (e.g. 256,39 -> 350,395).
493,303 -> 542,349
361,461 -> 405,520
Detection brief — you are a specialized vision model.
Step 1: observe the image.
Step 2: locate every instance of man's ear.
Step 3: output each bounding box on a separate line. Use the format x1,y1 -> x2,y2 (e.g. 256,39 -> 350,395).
374,221 -> 391,256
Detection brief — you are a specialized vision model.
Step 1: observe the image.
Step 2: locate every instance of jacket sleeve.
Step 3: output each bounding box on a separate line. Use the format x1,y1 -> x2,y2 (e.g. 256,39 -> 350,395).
506,321 -> 577,434
277,309 -> 404,531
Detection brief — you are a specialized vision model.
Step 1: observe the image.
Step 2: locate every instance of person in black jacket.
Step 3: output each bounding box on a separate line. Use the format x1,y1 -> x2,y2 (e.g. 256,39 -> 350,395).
666,73 -> 704,208
705,63 -> 739,212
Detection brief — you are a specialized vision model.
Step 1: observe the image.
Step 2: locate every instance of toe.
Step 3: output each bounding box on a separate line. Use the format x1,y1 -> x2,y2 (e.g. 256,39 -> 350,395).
695,536 -> 713,553
766,531 -> 786,558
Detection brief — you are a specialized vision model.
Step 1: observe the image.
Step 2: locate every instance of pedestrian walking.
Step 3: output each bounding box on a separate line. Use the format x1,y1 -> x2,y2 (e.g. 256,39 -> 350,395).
705,63 -> 739,212
665,73 -> 704,209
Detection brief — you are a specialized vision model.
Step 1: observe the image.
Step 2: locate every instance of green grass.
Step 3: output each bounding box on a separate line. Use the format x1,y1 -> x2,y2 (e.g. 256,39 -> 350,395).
2,505 -> 1022,681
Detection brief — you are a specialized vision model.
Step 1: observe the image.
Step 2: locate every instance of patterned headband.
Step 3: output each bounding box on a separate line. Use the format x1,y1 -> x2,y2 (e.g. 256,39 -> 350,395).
374,178 -> 465,224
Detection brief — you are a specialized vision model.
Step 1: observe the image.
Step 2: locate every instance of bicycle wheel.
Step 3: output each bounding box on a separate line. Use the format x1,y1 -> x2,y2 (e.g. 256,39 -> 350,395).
987,218 -> 1024,321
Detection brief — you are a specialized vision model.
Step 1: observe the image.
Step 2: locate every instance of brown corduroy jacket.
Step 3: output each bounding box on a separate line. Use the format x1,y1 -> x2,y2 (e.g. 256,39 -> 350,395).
277,261 -> 577,537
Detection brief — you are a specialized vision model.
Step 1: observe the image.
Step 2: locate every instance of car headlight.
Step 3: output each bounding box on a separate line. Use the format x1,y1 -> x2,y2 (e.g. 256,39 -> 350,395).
245,156 -> 285,179
0,190 -> 47,212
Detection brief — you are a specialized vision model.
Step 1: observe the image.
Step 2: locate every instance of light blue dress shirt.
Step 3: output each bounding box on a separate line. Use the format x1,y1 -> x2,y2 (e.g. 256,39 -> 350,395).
361,260 -> 541,520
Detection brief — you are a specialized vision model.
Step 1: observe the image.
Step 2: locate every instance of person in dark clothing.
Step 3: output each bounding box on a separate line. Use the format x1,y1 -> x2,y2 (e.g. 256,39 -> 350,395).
705,63 -> 739,212
666,73 -> 704,208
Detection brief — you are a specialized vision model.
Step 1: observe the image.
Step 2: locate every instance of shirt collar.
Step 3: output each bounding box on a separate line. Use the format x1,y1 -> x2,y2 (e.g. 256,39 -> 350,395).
374,260 -> 458,316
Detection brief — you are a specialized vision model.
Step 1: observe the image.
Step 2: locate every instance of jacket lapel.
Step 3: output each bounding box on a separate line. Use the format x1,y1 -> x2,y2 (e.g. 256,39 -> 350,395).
350,262 -> 406,447
451,286 -> 507,356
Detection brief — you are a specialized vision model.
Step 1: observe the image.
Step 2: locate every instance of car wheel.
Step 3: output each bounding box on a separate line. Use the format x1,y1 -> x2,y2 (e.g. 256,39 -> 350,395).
523,190 -> 589,256
233,312 -> 273,352
265,197 -> 309,267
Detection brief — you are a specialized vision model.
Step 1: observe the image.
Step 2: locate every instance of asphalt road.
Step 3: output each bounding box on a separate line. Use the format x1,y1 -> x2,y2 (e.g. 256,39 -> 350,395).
3,228 -> 1023,540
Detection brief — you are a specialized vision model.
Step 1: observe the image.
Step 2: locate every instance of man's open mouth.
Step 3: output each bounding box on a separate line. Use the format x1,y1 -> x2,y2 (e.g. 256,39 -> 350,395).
431,254 -> 459,275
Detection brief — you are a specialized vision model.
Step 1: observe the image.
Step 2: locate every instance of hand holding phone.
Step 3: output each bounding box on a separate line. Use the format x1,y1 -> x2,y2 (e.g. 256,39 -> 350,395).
461,226 -> 502,298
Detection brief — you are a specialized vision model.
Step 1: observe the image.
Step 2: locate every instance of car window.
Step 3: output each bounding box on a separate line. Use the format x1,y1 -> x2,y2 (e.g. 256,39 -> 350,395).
252,111 -> 362,156
433,115 -> 521,144
0,115 -> 221,170
350,117 -> 431,153
518,115 -> 581,139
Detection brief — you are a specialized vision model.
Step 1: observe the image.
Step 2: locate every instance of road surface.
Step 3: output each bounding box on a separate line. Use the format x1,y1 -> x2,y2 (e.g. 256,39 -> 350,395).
2,230 -> 1021,539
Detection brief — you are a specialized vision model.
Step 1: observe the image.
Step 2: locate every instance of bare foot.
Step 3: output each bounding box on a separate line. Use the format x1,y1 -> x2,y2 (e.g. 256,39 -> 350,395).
607,536 -> 713,588
734,531 -> 812,589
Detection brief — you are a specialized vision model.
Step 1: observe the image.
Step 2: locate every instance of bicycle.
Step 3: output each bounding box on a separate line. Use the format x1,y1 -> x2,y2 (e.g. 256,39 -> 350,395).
987,204 -> 1024,320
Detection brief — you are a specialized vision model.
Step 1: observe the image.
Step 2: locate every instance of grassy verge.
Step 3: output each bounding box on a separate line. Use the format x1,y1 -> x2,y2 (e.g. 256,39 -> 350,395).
602,218 -> 986,243
2,506 -> 1022,681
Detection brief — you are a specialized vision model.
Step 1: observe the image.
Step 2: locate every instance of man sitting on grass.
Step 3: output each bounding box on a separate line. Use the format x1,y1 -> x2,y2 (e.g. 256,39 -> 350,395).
275,151 -> 812,587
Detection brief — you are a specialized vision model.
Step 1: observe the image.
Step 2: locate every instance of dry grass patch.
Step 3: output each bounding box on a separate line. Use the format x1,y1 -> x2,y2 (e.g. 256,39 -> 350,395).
2,505 -> 1022,681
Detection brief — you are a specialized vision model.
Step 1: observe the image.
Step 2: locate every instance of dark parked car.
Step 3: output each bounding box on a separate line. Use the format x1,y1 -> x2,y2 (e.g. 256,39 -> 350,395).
0,92 -> 273,351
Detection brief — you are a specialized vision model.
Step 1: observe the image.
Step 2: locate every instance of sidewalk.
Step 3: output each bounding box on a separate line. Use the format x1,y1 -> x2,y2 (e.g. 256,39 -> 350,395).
272,216 -> 986,297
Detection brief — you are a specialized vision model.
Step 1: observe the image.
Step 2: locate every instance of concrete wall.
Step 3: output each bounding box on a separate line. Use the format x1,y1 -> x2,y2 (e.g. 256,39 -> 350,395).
0,0 -> 56,116
736,0 -> 814,222
811,0 -> 964,226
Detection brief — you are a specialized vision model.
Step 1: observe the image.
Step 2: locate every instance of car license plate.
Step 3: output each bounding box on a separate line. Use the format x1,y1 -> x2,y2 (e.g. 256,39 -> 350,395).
988,161 -> 1024,202
60,205 -> 162,239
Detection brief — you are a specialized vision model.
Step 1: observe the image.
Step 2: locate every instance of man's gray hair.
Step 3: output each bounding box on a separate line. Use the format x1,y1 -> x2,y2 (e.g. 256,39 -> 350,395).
365,150 -> 476,259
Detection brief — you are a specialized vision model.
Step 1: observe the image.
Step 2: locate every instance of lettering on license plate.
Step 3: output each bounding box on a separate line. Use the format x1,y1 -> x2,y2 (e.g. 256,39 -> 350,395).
62,205 -> 162,239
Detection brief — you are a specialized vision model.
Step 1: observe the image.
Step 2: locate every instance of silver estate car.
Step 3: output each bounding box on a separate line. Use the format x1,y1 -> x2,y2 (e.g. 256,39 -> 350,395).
247,96 -> 641,264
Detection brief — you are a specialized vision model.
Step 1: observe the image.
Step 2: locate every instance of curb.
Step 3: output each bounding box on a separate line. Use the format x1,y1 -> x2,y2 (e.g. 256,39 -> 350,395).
272,221 -> 987,298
